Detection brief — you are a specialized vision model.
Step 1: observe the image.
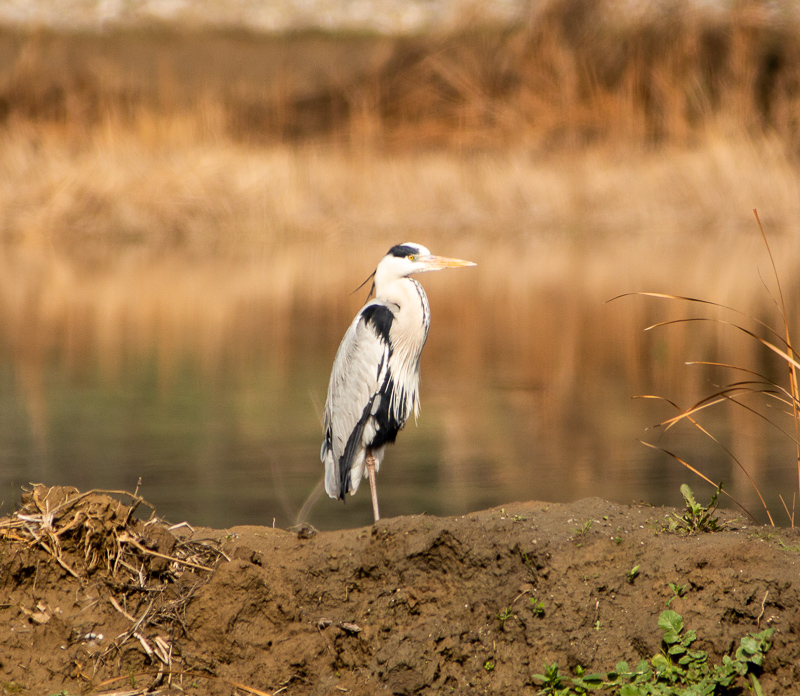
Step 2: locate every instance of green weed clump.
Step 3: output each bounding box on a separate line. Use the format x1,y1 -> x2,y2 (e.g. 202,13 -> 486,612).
533,608 -> 773,695
668,484 -> 725,534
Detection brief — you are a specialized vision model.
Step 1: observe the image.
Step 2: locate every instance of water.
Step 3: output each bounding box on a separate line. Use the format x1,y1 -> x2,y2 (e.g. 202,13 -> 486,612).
1,335 -> 796,530
2,227 -> 798,530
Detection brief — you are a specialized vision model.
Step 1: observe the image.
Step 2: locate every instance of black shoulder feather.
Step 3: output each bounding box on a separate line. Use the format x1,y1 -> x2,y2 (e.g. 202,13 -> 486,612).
361,303 -> 394,343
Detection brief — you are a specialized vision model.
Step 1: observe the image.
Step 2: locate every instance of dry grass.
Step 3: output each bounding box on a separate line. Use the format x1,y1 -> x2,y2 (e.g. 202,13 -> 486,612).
0,483 -> 225,578
2,1 -> 800,148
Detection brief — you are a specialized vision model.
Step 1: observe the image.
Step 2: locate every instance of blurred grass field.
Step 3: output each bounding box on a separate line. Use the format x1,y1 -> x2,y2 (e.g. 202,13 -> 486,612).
2,0 -> 800,523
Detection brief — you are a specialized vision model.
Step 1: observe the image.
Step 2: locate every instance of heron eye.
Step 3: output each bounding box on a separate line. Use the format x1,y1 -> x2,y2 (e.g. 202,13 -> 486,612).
408,254 -> 415,260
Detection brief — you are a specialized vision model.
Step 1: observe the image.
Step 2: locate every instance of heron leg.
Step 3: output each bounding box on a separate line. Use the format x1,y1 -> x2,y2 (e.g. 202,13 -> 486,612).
366,451 -> 380,522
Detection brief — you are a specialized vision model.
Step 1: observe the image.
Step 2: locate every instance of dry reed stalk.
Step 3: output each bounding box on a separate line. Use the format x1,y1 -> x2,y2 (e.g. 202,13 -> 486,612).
618,211 -> 800,525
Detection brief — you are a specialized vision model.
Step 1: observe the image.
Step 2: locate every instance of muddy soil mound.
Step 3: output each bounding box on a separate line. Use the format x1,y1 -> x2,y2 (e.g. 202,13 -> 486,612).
1,486 -> 799,695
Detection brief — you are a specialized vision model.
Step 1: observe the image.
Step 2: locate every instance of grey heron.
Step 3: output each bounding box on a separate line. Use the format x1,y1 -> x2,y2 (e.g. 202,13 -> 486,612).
321,242 -> 476,522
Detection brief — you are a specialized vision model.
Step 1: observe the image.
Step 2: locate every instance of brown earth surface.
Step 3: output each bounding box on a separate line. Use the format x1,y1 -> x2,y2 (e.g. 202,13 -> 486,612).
1,485 -> 800,695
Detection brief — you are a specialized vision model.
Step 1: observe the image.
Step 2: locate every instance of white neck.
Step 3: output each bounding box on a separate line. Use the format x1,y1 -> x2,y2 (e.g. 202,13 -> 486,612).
376,276 -> 429,422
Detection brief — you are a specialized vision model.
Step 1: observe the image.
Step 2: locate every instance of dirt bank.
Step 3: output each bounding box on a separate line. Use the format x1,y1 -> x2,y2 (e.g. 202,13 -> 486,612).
1,485 -> 799,695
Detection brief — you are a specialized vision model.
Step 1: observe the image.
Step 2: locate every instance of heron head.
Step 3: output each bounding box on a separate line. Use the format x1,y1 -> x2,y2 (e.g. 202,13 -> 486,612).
381,242 -> 476,277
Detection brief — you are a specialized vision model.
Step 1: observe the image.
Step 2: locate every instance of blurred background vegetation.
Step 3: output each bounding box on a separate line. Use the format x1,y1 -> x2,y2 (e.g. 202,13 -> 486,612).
1,0 -> 800,528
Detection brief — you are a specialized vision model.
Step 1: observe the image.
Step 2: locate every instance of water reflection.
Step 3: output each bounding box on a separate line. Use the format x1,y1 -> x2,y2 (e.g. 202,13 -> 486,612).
1,276 -> 797,530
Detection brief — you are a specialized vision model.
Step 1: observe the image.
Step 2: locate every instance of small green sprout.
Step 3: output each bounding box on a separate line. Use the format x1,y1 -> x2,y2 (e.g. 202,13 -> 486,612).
497,607 -> 513,626
667,581 -> 688,606
529,597 -> 545,616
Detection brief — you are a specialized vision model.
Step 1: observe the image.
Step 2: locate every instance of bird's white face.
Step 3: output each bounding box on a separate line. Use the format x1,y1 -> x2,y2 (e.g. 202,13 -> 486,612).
380,242 -> 476,278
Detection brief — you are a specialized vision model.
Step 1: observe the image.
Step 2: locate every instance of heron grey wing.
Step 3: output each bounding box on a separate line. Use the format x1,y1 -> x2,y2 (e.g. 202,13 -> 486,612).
322,304 -> 393,498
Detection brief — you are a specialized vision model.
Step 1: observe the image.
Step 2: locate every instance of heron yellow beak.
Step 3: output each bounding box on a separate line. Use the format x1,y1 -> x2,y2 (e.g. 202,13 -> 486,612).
421,255 -> 477,269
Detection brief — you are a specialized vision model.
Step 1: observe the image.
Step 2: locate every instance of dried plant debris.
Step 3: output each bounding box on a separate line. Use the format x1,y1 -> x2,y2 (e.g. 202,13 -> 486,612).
0,484 -> 225,582
0,484 -> 227,692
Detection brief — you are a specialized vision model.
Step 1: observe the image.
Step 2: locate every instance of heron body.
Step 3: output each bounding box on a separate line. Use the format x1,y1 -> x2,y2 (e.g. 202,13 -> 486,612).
321,242 -> 475,521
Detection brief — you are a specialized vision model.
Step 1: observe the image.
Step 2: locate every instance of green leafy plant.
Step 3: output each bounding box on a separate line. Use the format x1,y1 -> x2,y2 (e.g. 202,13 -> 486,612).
668,484 -> 725,534
533,662 -> 570,694
497,607 -> 514,626
626,565 -> 640,584
532,608 -> 773,695
529,597 -> 545,617
666,582 -> 687,607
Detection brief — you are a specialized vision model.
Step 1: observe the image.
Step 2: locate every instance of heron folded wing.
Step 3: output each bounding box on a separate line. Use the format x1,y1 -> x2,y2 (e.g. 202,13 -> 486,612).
322,302 -> 394,499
